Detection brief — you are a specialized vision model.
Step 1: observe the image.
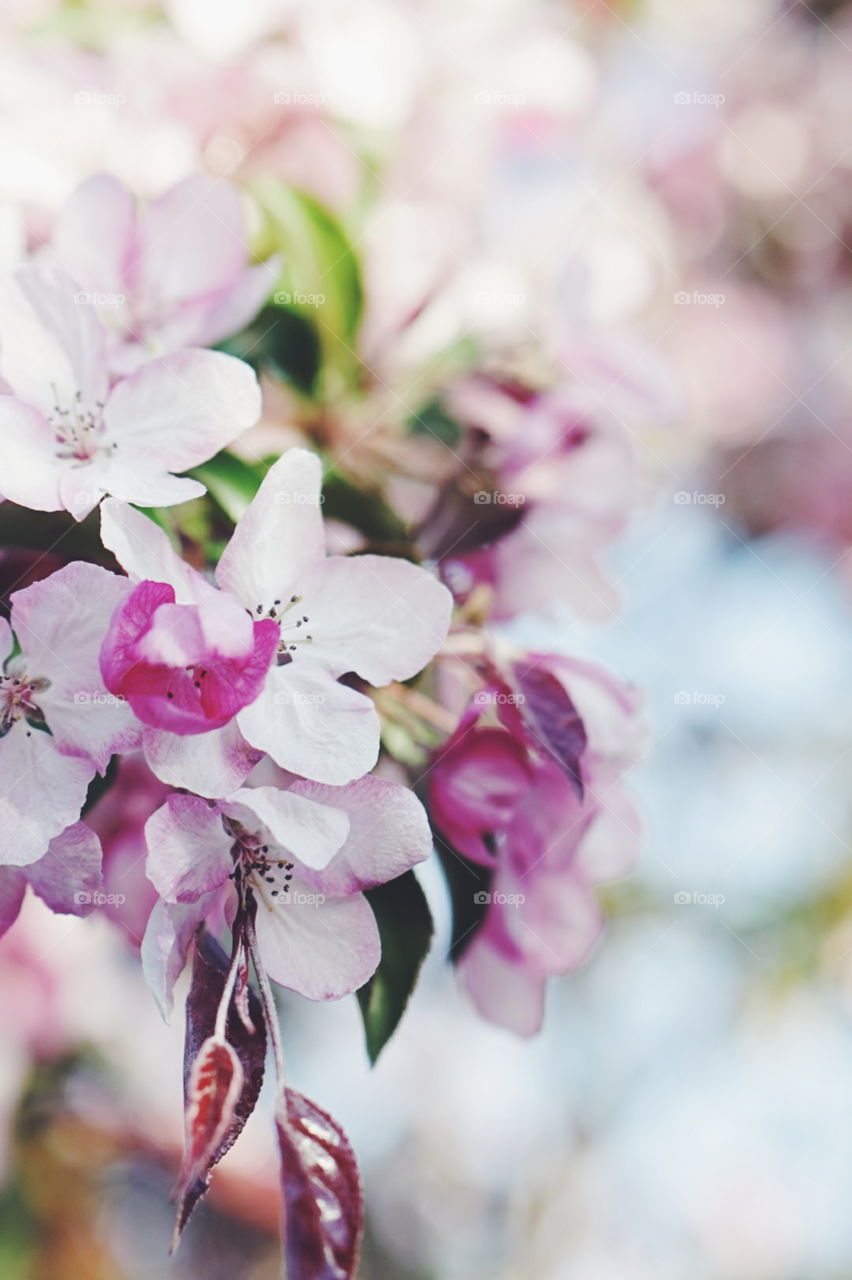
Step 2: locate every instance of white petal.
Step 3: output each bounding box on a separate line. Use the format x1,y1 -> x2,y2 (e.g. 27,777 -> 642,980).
143,722 -> 261,798
216,447 -> 325,609
228,785 -> 349,870
102,348 -> 260,473
302,554 -> 452,683
237,667 -> 380,785
254,888 -> 380,1000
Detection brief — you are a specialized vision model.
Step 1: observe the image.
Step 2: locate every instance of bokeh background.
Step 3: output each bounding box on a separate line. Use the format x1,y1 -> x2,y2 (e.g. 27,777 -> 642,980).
3,0 -> 852,1276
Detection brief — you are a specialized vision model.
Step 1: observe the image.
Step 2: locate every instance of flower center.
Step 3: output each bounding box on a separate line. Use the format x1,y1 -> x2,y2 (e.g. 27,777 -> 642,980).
227,821 -> 295,909
252,594 -> 313,660
0,661 -> 50,739
48,387 -> 111,462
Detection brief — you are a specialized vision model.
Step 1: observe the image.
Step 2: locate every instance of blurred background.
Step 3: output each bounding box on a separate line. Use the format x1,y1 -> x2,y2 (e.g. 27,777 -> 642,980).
4,0 -> 852,1276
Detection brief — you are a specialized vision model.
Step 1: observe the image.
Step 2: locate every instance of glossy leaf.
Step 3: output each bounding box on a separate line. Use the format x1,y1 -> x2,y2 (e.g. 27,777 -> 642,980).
173,930 -> 266,1246
277,1088 -> 363,1280
357,870 -> 433,1063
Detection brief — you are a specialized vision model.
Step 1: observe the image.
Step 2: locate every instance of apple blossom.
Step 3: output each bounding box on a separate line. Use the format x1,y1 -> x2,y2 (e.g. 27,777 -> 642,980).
47,173 -> 278,374
100,447 -> 453,792
141,772 -> 432,1013
0,561 -> 141,867
0,264 -> 262,520
431,653 -> 644,1036
0,820 -> 104,937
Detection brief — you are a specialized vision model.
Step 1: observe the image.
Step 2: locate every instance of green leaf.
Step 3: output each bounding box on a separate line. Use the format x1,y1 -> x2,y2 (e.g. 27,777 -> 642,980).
218,304 -> 321,397
188,451 -> 267,523
408,399 -> 463,448
357,870 -> 433,1064
250,179 -> 364,377
433,831 -> 493,962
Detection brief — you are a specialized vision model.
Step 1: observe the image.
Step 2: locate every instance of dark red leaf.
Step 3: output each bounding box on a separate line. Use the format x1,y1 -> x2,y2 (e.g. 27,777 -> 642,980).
512,662 -> 588,797
172,929 -> 267,1247
277,1088 -> 363,1280
177,1036 -> 243,1201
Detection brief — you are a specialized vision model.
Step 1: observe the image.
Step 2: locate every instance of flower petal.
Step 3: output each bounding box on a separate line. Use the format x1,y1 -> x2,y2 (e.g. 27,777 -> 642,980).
143,721 -> 261,798
141,894 -> 220,1020
0,398 -> 64,512
102,348 -> 261,474
26,821 -> 103,916
145,794 -> 233,904
237,667 -> 380,785
254,889 -> 380,1000
216,448 -> 325,610
227,785 -> 350,871
137,175 -> 248,307
458,936 -> 546,1038
100,499 -> 212,606
49,173 -> 136,300
11,561 -> 141,771
302,554 -> 452,683
0,870 -> 27,936
0,725 -> 93,867
288,775 -> 432,894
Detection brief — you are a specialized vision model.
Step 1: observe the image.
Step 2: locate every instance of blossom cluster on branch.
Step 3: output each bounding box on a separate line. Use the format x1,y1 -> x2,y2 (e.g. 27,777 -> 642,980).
0,169 -> 645,1274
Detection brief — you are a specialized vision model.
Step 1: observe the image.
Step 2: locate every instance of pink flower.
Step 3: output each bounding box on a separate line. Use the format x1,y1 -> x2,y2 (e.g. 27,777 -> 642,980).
101,447 -> 453,793
0,561 -> 141,867
437,376 -> 640,621
100,579 -> 279,735
86,753 -> 166,946
430,653 -> 644,1036
47,173 -> 278,375
141,773 -> 432,1013
0,264 -> 261,520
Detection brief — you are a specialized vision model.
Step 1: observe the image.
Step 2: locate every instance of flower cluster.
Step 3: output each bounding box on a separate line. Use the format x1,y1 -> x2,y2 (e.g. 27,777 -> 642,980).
0,162 -> 646,1273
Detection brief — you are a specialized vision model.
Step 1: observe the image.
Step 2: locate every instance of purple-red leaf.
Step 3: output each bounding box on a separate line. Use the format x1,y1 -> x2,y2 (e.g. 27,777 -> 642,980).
177,1035 -> 243,1201
512,662 -> 588,797
173,929 -> 267,1247
277,1088 -> 363,1280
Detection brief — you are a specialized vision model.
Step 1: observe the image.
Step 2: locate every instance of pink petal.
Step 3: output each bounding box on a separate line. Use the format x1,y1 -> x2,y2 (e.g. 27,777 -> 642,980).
459,937 -> 546,1038
11,562 -> 141,772
49,173 -> 136,300
0,870 -> 26,936
145,794 -> 233,904
288,775 -> 432,895
141,894 -> 220,1020
26,821 -> 103,916
136,175 -> 247,306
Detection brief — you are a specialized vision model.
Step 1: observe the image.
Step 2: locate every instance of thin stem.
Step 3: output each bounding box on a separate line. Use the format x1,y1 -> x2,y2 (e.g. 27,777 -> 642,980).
244,904 -> 286,1084
213,923 -> 245,1042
